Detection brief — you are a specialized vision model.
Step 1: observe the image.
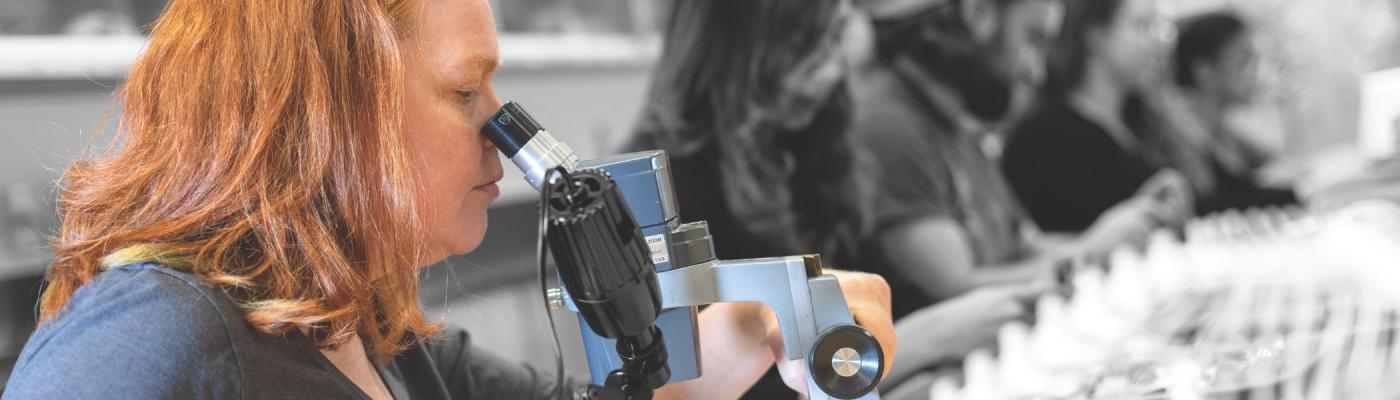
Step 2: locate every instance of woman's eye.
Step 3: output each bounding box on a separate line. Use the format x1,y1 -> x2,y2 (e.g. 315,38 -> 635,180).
457,91 -> 476,102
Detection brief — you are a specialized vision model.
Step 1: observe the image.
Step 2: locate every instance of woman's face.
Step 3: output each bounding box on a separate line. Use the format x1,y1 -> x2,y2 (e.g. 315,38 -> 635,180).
777,1 -> 856,130
1202,33 -> 1261,105
401,0 -> 505,266
1095,0 -> 1171,91
998,0 -> 1065,119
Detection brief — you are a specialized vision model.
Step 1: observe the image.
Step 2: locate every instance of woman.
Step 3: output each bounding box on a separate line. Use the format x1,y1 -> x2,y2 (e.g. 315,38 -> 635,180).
1002,0 -> 1194,233
3,0 -> 894,398
1164,11 -> 1296,213
629,0 -> 868,269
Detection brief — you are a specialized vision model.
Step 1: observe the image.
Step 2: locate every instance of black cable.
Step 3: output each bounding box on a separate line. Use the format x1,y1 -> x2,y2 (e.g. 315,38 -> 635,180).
538,167 -> 568,400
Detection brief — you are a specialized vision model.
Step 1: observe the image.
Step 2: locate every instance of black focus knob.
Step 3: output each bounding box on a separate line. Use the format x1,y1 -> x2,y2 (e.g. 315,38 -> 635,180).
545,169 -> 662,340
546,169 -> 671,392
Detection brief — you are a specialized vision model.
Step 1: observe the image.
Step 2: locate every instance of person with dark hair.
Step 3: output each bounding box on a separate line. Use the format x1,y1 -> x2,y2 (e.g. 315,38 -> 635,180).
629,0 -> 868,269
1002,0 -> 1195,234
1173,12 -> 1250,91
850,0 -> 1157,314
628,0 -> 1044,398
1162,11 -> 1296,213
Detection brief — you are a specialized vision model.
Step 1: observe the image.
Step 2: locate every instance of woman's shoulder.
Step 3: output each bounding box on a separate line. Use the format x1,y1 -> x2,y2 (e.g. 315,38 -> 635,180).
5,263 -> 245,398
49,263 -> 243,336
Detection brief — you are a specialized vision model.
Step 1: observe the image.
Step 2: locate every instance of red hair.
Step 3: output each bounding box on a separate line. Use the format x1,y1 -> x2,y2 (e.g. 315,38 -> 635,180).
40,0 -> 439,358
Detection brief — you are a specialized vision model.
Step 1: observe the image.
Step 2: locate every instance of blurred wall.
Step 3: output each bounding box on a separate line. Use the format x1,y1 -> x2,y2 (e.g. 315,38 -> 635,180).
0,81 -> 115,184
0,64 -> 650,192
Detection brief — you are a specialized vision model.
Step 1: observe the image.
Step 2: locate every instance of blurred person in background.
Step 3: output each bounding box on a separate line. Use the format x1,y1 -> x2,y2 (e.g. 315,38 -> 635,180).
845,0 -> 1183,396
848,0 -> 1162,330
1002,0 -> 1194,234
629,0 -> 869,276
850,0 -> 1054,319
1159,11 -> 1297,213
628,0 -> 1046,398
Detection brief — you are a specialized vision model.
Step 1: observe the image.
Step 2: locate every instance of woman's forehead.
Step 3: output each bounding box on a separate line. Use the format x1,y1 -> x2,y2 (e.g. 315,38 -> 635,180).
412,0 -> 501,74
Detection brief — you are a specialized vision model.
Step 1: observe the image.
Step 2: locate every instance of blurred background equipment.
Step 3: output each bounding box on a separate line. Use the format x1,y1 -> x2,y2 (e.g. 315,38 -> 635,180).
925,201 -> 1400,399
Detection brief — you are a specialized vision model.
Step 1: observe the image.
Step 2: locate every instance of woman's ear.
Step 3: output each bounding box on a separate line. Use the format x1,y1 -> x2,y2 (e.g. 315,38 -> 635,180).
959,0 -> 1000,43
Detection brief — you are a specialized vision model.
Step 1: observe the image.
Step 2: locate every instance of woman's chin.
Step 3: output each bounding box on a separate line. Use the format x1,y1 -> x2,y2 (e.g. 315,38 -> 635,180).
416,210 -> 490,267
451,238 -> 485,256
416,232 -> 486,268
416,244 -> 476,269
447,223 -> 489,256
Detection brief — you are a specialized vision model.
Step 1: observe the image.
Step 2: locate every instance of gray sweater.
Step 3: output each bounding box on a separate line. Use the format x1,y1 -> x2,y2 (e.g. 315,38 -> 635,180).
3,263 -> 573,399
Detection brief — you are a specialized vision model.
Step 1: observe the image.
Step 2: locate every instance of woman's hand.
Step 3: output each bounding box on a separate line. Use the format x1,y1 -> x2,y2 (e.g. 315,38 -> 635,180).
1078,169 -> 1194,254
768,270 -> 897,395
1135,169 -> 1194,225
655,270 -> 895,399
1079,195 -> 1157,254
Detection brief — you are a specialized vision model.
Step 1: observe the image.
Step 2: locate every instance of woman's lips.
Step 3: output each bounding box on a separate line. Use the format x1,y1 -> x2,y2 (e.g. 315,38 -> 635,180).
473,182 -> 500,198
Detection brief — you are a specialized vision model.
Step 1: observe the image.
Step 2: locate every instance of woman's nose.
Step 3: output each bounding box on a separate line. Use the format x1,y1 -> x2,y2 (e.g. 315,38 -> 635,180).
483,85 -> 504,115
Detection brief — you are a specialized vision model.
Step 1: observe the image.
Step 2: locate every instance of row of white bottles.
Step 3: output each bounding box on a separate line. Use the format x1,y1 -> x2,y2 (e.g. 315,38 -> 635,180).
930,201 -> 1400,400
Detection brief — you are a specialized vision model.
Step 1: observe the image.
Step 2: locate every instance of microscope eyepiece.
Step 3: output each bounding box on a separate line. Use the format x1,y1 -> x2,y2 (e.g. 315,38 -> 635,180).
481,101 -> 579,190
483,101 -> 543,158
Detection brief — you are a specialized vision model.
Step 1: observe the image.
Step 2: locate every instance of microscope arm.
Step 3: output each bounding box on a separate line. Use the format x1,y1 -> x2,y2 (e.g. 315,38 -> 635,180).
656,257 -> 830,360
655,257 -> 877,400
555,255 -> 878,400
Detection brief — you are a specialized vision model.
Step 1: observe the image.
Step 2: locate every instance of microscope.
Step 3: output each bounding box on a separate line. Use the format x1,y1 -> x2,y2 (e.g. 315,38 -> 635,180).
482,102 -> 885,400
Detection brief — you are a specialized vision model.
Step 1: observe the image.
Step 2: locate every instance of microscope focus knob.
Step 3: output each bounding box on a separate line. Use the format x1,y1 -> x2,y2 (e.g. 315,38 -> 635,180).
808,324 -> 884,399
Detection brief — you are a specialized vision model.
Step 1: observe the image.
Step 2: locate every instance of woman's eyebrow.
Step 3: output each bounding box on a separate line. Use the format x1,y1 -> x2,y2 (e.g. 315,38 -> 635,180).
454,53 -> 502,76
